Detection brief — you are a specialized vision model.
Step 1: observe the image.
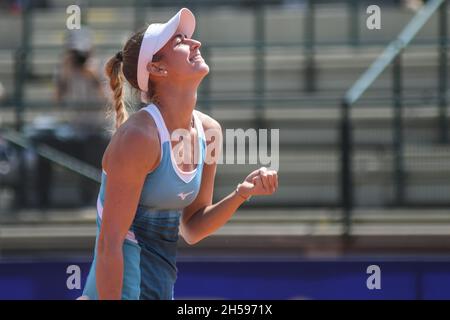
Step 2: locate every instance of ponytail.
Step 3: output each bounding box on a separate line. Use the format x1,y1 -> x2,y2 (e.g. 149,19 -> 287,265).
105,51 -> 127,130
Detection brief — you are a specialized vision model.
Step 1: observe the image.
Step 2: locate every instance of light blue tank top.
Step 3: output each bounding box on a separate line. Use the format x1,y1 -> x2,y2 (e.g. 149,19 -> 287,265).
82,104 -> 206,300
96,103 -> 206,243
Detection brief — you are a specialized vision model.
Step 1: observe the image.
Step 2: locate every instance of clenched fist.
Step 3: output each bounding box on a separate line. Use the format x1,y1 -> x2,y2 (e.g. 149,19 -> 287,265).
236,167 -> 278,200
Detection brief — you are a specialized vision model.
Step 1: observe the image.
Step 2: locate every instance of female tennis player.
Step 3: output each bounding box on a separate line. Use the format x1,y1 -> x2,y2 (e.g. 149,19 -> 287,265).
80,8 -> 278,300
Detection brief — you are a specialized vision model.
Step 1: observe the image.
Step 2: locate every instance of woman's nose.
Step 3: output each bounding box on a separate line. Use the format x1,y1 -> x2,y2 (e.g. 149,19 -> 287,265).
189,38 -> 202,50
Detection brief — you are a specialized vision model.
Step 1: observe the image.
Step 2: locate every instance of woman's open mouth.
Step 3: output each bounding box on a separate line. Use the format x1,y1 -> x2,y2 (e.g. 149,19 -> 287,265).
189,54 -> 203,62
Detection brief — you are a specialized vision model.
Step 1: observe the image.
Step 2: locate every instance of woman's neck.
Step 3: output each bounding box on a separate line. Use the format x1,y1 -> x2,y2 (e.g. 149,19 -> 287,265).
154,81 -> 199,133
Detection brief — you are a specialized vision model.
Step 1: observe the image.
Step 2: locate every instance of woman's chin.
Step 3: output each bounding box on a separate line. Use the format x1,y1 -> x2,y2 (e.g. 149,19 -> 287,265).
184,61 -> 209,80
194,62 -> 210,76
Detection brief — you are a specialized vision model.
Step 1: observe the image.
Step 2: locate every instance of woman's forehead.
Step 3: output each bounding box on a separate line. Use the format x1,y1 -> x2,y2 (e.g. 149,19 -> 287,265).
156,31 -> 190,56
161,33 -> 188,51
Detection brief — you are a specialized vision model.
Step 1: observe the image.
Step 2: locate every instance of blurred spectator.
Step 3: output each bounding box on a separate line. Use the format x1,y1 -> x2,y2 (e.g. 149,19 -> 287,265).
0,137 -> 20,208
0,0 -> 50,14
403,0 -> 425,11
282,0 -> 306,10
0,0 -> 20,13
26,26 -> 109,209
54,26 -> 109,138
55,27 -> 106,113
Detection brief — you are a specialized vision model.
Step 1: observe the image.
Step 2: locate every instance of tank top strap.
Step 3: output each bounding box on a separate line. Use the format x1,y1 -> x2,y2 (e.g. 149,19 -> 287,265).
141,103 -> 205,183
193,110 -> 205,141
141,103 -> 170,143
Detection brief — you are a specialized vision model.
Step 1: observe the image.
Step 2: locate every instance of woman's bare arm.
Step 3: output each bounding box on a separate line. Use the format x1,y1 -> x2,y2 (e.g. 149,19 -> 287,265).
96,120 -> 159,299
180,112 -> 278,245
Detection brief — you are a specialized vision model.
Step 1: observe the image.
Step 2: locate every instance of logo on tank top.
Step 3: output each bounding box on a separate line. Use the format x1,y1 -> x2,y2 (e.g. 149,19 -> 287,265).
178,190 -> 195,200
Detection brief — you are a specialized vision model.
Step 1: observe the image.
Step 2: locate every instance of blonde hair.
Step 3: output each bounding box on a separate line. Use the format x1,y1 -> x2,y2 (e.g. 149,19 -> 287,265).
105,54 -> 127,130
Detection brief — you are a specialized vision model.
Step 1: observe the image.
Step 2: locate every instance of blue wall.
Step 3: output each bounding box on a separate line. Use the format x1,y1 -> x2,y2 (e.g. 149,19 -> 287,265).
1,258 -> 450,300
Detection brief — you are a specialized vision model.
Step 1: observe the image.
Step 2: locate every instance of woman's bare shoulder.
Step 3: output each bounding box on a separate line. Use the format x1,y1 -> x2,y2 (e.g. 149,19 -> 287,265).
102,111 -> 161,174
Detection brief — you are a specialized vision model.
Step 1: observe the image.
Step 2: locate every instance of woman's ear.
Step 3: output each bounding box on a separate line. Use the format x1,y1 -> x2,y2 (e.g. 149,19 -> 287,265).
147,62 -> 168,77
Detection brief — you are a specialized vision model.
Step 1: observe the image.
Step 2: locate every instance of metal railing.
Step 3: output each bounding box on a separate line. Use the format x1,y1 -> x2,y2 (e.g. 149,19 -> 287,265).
340,0 -> 448,235
1,130 -> 101,183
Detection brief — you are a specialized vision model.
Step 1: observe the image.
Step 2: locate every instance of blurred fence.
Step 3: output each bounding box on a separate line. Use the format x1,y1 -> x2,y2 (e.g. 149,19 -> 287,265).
341,0 -> 448,234
0,0 -> 449,234
1,0 -> 445,110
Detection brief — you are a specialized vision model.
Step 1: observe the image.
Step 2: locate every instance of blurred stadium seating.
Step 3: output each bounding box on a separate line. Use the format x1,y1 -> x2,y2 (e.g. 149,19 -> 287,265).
0,0 -> 449,259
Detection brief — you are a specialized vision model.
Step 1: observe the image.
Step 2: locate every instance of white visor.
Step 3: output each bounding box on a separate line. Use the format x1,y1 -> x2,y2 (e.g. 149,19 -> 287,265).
137,8 -> 196,97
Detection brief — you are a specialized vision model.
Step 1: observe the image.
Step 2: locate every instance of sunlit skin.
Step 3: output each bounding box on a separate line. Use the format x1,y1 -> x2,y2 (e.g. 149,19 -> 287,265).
94,26 -> 278,300
145,29 -> 210,134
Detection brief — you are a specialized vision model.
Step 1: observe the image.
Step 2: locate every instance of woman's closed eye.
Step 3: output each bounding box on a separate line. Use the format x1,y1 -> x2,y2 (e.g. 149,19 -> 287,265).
175,35 -> 186,46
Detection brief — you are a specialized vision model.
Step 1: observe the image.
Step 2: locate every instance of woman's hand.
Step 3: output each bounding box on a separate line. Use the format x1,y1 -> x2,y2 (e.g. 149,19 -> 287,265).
236,167 -> 278,200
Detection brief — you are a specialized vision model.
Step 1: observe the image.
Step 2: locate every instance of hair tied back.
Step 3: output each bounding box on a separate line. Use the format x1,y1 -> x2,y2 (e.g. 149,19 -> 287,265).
115,51 -> 123,62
